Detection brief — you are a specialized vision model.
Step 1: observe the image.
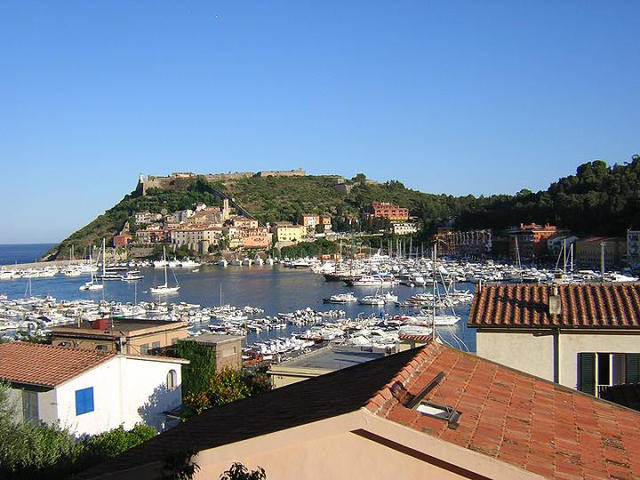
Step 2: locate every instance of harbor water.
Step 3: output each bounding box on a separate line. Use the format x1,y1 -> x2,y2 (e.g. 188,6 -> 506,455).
0,244 -> 477,352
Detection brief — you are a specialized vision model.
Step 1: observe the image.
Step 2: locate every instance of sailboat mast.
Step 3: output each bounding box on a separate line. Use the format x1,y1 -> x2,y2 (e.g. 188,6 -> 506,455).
432,243 -> 437,342
164,247 -> 168,286
102,239 -> 106,277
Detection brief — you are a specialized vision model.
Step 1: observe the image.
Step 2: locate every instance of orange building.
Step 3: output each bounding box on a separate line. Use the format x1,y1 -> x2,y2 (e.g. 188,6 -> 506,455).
113,234 -> 132,247
366,202 -> 409,221
241,227 -> 273,249
509,223 -> 568,261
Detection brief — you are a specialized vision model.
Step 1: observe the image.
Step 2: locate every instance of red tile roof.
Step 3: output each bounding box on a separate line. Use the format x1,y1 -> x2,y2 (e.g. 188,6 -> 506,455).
468,283 -> 640,329
368,342 -> 640,479
78,343 -> 640,480
0,342 -> 115,387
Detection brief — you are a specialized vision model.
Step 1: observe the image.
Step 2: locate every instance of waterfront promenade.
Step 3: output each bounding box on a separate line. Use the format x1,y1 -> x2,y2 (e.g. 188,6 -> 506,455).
1,259 -> 90,270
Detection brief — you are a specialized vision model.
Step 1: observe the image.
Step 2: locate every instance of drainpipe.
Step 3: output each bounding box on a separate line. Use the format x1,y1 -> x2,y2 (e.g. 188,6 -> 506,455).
549,286 -> 562,384
553,328 -> 560,384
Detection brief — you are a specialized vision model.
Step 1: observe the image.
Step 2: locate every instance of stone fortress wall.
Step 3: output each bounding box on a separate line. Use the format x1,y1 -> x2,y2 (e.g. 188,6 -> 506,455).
140,169 -> 307,195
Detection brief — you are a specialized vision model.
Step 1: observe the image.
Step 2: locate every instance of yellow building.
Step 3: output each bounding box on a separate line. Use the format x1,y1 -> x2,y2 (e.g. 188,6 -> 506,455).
272,222 -> 306,243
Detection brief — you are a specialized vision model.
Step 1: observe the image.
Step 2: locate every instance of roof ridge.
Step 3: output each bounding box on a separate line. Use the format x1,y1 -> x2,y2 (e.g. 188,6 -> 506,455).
6,341 -> 115,357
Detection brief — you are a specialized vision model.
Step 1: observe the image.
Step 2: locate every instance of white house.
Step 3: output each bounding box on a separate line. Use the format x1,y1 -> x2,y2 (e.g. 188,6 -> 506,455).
0,342 -> 188,436
391,222 -> 418,236
469,283 -> 640,396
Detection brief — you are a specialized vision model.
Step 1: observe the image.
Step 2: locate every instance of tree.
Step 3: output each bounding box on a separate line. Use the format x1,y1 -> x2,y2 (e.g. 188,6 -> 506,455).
220,463 -> 267,480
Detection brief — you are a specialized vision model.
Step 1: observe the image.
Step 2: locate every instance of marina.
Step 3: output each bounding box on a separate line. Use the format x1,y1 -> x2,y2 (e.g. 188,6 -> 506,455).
2,246 -> 638,362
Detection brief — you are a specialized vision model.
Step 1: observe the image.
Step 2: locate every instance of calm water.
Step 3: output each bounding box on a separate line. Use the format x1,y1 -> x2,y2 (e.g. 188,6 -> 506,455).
0,244 -> 56,265
0,244 -> 477,351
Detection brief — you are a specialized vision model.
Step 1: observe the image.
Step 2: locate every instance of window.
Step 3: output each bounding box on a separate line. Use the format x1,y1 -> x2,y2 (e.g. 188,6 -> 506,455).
22,390 -> 38,422
75,387 -> 94,416
578,352 -> 640,396
95,344 -> 109,351
140,344 -> 149,354
152,341 -> 160,350
415,400 -> 461,428
167,369 -> 177,390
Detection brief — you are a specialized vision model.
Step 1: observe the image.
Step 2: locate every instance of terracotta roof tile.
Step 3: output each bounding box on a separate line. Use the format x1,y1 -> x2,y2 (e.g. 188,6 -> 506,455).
370,342 -> 640,479
0,342 -> 115,387
468,283 -> 640,328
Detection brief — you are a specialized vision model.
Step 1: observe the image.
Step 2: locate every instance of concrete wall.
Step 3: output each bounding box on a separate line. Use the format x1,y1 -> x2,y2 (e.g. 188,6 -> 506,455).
476,330 -> 555,382
476,329 -> 640,390
558,332 -> 640,389
197,430 -> 466,480
214,339 -> 242,371
189,411 -> 539,480
268,366 -> 332,388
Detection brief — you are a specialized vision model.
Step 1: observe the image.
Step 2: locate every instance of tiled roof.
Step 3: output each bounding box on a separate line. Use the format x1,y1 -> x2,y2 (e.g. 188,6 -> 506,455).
0,342 -> 115,387
78,343 -> 640,480
368,342 -> 640,479
468,283 -> 640,329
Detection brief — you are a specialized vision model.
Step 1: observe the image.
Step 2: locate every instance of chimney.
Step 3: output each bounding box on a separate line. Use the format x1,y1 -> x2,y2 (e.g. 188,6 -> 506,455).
92,318 -> 110,330
549,286 -> 561,315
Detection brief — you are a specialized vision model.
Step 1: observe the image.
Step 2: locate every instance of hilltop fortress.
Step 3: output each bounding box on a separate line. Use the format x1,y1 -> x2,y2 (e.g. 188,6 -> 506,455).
139,168 -> 306,195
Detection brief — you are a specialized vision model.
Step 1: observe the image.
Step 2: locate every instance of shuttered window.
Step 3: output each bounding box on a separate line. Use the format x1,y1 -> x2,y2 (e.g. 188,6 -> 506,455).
75,387 -> 94,416
578,353 -> 595,395
626,353 -> 640,383
22,390 -> 38,422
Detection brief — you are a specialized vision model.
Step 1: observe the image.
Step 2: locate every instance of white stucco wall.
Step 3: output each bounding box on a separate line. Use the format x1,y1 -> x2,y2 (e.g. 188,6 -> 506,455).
559,333 -> 640,389
52,356 -> 183,436
475,330 -> 555,381
476,329 -> 640,390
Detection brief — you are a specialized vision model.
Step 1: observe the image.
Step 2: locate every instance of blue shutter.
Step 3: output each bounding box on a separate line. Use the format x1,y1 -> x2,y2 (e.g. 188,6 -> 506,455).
75,387 -> 94,415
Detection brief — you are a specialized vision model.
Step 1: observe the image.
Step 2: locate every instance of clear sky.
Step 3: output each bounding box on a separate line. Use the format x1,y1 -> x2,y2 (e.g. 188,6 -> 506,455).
1,1 -> 639,244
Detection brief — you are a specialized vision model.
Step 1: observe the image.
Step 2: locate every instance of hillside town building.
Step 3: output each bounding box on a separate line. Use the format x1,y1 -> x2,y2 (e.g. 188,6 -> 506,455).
574,236 -> 626,268
301,214 -> 332,232
628,229 -> 640,268
365,201 -> 409,221
435,228 -> 492,256
508,223 -> 567,262
391,222 -> 418,236
271,222 -> 307,243
240,227 -> 272,249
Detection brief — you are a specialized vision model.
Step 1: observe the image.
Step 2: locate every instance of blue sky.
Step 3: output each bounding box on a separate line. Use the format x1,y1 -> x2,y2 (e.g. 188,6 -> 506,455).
1,1 -> 639,243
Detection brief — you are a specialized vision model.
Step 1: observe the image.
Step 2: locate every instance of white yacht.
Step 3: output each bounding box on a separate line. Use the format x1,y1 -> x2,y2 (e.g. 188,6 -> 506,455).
151,247 -> 180,294
121,270 -> 143,281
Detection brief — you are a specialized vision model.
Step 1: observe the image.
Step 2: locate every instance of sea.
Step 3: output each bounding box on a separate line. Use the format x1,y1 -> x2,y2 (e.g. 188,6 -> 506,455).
0,244 -> 477,351
0,243 -> 56,266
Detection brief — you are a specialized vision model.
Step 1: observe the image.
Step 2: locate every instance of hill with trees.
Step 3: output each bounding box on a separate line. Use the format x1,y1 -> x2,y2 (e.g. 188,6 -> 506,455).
43,155 -> 640,260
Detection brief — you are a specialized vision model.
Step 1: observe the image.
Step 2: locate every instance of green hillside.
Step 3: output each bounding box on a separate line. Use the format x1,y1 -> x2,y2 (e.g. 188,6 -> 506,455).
44,155 -> 640,260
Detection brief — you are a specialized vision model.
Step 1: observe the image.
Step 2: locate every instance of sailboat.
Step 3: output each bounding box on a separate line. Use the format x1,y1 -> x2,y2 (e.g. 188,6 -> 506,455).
96,239 -> 123,281
151,247 -> 180,294
79,250 -> 103,291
